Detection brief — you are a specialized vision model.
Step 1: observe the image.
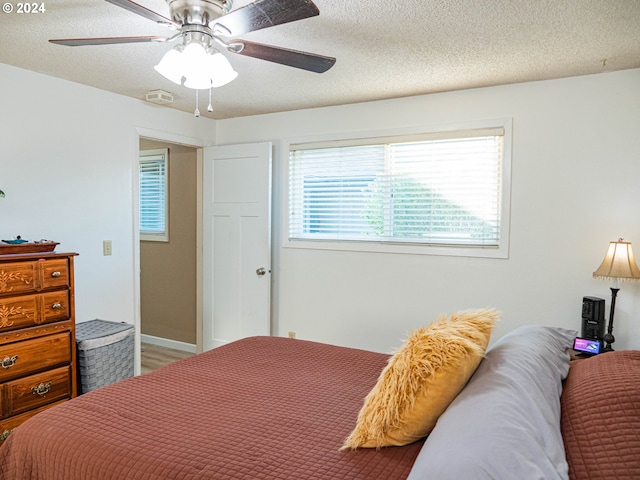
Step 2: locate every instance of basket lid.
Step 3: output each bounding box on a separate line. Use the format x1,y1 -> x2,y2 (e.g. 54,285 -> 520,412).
76,319 -> 134,349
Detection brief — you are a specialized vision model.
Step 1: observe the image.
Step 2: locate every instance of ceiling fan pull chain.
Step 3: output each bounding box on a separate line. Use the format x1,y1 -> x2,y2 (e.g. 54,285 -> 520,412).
208,87 -> 214,112
194,89 -> 200,117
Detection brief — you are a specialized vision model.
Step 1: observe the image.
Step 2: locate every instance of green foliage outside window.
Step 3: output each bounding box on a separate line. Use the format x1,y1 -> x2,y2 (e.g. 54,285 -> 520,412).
361,176 -> 491,239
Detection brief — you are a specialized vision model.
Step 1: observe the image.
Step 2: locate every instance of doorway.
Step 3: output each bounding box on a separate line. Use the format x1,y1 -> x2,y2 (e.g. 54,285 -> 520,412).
139,137 -> 199,355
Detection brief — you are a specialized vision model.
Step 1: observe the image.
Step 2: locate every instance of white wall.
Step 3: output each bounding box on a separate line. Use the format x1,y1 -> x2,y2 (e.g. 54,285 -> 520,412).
217,69 -> 640,353
2,63 -> 639,356
0,64 -> 215,366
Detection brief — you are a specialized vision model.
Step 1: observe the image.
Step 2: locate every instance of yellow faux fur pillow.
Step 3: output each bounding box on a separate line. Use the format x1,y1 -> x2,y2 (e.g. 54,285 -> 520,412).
342,308 -> 499,449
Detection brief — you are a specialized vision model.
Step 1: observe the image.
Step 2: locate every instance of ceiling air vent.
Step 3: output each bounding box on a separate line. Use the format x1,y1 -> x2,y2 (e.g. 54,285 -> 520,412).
146,89 -> 174,105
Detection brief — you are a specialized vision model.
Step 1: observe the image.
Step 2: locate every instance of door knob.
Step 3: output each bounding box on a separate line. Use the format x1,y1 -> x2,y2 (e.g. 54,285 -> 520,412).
256,268 -> 267,276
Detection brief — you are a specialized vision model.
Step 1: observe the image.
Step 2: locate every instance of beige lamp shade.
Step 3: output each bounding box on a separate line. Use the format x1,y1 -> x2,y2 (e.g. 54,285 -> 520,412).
593,239 -> 640,281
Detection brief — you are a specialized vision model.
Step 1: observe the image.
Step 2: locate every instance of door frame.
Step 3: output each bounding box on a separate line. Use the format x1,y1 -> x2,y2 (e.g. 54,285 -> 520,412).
133,128 -> 208,374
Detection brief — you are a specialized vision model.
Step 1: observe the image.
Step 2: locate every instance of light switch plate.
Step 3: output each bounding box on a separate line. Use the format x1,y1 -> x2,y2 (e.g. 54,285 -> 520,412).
103,240 -> 112,256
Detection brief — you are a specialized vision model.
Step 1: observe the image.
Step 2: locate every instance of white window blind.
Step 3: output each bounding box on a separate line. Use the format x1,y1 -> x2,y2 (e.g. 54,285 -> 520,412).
140,149 -> 168,241
289,128 -> 504,248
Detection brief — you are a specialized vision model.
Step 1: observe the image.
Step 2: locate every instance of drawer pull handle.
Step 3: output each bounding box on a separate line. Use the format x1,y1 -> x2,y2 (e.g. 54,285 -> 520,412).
32,382 -> 52,397
0,430 -> 11,442
1,355 -> 18,369
51,271 -> 61,278
52,302 -> 62,310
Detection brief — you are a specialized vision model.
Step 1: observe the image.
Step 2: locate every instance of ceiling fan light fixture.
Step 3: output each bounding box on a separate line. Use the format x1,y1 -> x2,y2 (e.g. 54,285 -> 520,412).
208,53 -> 238,87
156,38 -> 238,90
182,42 -> 211,88
182,40 -> 208,62
154,46 -> 185,85
184,74 -> 213,90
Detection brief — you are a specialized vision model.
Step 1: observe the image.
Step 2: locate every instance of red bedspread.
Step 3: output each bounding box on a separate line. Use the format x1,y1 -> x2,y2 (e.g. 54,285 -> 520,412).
0,336 -> 423,479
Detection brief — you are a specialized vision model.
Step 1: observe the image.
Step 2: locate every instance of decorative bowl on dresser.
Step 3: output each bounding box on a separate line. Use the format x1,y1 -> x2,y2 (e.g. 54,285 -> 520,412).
0,252 -> 77,443
0,240 -> 60,255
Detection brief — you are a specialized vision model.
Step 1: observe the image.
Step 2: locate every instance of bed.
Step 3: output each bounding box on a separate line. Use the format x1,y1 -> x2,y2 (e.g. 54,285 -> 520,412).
0,318 -> 638,480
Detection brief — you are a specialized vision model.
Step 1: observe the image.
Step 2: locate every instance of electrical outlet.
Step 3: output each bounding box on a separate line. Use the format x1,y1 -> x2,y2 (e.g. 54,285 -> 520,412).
103,240 -> 112,256
288,331 -> 296,339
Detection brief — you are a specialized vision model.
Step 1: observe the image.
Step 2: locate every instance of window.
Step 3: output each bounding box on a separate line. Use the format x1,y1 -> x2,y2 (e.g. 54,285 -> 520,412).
139,148 -> 169,242
287,122 -> 511,258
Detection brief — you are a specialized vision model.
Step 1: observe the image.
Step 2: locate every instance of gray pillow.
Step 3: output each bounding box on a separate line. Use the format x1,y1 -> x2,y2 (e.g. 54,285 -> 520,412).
407,325 -> 576,480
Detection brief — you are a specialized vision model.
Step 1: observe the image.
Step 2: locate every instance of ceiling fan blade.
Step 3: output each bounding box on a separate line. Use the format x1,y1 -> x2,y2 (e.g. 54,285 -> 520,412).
214,0 -> 319,36
227,40 -> 335,73
104,0 -> 179,28
49,36 -> 168,46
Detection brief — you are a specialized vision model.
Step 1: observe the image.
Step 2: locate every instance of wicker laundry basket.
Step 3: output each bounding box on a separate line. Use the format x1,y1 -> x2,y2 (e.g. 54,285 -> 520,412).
76,319 -> 135,394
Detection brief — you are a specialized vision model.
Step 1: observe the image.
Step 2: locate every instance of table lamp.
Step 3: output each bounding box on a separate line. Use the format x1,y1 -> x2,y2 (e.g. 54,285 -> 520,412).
592,238 -> 640,352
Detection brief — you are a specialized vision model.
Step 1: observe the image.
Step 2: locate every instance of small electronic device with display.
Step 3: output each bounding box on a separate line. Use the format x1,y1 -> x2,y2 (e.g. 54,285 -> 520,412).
573,337 -> 602,356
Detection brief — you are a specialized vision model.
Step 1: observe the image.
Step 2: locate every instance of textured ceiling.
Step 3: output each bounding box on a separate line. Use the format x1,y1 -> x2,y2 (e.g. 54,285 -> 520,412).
1,0 -> 639,119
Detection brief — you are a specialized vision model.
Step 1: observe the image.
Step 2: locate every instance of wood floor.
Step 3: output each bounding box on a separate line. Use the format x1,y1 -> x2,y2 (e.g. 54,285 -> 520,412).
141,343 -> 195,375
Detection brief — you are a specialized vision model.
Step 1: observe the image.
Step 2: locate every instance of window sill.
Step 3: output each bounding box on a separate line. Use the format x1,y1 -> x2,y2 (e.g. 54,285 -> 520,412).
284,238 -> 508,259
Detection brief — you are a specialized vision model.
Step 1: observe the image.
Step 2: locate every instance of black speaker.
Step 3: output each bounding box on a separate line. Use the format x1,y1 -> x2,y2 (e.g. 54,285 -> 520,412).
582,296 -> 605,340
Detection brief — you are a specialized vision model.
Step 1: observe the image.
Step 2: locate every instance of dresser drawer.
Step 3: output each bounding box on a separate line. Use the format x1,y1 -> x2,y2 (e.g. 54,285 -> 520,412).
41,290 -> 71,323
0,332 -> 71,382
0,400 -> 67,443
4,366 -> 71,416
0,291 -> 70,333
0,261 -> 38,296
39,258 -> 70,290
0,294 -> 38,332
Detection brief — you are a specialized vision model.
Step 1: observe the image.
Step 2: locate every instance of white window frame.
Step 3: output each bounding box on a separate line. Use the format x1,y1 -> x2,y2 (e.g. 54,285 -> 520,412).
283,119 -> 512,259
139,148 -> 169,242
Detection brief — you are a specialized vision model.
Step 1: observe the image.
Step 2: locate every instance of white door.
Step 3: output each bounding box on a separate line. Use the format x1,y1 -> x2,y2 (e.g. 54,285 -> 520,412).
202,142 -> 272,350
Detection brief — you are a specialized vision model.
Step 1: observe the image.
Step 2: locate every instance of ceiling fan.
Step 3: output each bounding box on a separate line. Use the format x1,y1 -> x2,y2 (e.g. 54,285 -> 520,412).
49,0 -> 336,79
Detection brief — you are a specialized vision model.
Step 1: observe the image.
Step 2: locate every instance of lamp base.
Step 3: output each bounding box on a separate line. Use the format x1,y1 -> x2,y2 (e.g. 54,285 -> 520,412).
603,287 -> 619,353
602,333 -> 615,352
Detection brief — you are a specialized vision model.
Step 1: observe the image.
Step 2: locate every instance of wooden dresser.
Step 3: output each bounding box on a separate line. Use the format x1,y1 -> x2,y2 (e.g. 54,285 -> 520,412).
0,252 -> 77,443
